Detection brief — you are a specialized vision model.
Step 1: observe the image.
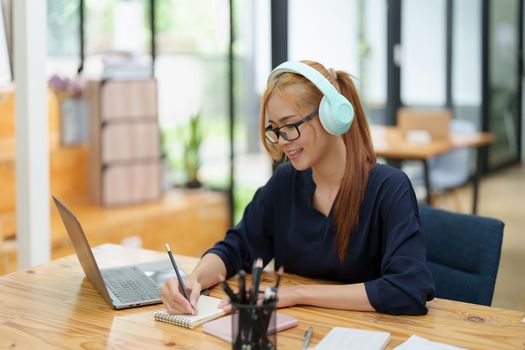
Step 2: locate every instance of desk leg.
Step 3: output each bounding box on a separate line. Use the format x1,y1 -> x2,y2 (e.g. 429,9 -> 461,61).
472,147 -> 484,214
422,160 -> 432,205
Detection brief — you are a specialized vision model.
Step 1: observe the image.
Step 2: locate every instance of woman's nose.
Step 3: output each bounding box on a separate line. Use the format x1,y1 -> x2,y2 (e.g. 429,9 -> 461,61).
277,133 -> 290,146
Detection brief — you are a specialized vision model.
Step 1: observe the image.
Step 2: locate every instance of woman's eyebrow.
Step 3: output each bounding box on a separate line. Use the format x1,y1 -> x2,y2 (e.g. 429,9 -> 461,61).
269,114 -> 298,125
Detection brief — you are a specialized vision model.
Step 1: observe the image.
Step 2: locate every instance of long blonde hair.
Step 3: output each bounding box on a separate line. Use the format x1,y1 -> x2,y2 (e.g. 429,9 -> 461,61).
259,60 -> 376,263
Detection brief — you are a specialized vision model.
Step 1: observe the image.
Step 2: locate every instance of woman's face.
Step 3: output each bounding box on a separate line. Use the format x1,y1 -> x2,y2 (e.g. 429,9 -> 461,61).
266,93 -> 331,171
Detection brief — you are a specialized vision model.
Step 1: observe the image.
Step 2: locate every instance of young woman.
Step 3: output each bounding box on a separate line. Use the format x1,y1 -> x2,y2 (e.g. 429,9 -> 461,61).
161,60 -> 435,316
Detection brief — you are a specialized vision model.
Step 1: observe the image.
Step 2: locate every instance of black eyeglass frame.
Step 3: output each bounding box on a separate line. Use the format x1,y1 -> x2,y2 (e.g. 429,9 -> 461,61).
264,109 -> 319,144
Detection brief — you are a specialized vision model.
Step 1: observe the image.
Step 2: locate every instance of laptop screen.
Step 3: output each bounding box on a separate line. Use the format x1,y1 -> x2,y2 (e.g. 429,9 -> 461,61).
53,197 -> 113,303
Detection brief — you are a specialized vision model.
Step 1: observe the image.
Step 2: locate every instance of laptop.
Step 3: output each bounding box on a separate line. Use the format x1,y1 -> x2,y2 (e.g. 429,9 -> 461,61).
53,196 -> 185,309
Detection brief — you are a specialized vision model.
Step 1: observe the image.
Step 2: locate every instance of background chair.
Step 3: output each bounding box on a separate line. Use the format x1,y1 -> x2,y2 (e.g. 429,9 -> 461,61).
397,107 -> 451,141
427,119 -> 477,192
419,205 -> 504,306
403,117 -> 477,211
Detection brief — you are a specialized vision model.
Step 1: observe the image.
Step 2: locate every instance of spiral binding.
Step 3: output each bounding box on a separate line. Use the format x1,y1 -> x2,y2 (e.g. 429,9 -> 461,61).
154,311 -> 191,328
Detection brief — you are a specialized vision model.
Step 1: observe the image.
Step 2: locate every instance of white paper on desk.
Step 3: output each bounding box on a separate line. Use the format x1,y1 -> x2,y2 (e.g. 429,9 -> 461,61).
405,130 -> 432,143
394,335 -> 467,350
314,327 -> 391,350
521,317 -> 525,323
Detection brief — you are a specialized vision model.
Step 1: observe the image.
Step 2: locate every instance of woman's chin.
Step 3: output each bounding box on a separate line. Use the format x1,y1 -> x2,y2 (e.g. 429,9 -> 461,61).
289,158 -> 309,171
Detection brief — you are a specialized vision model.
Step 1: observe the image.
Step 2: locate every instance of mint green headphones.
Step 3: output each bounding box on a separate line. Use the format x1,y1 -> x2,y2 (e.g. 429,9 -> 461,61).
269,61 -> 355,135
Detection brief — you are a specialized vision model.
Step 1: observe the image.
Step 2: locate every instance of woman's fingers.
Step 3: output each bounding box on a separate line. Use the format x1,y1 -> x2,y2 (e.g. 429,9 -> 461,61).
161,284 -> 184,314
163,278 -> 195,314
218,296 -> 232,311
189,281 -> 202,314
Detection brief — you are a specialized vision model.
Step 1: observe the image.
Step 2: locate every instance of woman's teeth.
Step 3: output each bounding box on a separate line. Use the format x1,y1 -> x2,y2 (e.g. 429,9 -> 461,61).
288,149 -> 302,157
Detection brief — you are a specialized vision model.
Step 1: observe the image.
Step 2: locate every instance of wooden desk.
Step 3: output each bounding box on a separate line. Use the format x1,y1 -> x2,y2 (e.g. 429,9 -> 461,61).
371,126 -> 495,214
1,244 -> 523,349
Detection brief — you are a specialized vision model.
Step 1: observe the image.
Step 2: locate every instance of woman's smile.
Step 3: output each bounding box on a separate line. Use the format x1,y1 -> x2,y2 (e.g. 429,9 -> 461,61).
285,147 -> 303,160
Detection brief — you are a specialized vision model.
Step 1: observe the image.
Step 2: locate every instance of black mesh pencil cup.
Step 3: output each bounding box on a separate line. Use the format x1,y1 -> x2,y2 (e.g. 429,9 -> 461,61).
231,300 -> 277,350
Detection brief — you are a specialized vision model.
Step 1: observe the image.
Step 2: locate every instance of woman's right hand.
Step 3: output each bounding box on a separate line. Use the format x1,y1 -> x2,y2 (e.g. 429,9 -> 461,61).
160,276 -> 201,315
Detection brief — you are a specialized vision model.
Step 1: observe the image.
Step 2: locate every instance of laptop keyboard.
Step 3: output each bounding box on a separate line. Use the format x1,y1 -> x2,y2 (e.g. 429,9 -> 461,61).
101,266 -> 160,304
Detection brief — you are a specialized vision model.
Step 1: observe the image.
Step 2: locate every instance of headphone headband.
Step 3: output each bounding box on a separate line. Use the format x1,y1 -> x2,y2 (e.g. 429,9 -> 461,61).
270,61 -> 340,100
268,61 -> 354,136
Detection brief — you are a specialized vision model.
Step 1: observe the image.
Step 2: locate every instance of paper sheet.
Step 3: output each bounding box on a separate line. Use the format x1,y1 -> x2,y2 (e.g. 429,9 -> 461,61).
314,327 -> 391,350
393,335 -> 467,350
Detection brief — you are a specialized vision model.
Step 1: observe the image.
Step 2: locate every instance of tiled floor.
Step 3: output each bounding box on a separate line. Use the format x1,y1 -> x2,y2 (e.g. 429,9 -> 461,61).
439,164 -> 525,311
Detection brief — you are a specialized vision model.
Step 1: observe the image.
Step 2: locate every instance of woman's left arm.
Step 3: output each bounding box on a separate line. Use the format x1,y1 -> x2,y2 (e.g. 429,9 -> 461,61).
276,283 -> 375,311
362,171 -> 436,315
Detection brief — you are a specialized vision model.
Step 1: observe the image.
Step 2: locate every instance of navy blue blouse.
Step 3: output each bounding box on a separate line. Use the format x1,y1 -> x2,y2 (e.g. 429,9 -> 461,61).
207,162 -> 435,315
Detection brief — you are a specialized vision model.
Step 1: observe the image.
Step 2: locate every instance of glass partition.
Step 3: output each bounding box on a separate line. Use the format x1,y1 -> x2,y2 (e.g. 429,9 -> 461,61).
487,0 -> 521,168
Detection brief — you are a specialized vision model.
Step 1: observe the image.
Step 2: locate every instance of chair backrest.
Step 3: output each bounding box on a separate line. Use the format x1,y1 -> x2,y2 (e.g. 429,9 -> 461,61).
429,119 -> 477,190
419,205 -> 504,306
397,108 -> 451,141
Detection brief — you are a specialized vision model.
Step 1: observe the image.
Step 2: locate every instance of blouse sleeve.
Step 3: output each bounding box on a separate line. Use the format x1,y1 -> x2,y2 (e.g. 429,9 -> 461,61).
204,165 -> 288,278
364,171 -> 436,315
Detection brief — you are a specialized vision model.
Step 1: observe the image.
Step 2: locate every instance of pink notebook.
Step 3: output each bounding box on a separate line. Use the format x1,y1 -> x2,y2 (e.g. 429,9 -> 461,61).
202,313 -> 299,342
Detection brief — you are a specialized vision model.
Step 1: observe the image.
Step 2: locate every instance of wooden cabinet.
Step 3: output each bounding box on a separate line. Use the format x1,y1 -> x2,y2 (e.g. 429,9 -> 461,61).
86,79 -> 163,206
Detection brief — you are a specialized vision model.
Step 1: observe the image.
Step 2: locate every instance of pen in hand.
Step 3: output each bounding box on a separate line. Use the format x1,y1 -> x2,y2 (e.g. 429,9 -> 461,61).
165,243 -> 194,314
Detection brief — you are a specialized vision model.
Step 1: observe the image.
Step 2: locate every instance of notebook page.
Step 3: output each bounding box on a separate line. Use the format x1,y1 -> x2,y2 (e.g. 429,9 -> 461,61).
315,327 -> 391,350
178,295 -> 223,324
393,335 -> 467,350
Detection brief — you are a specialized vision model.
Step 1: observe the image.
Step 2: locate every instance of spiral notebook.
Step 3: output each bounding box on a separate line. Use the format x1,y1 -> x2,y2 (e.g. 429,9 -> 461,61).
154,295 -> 226,329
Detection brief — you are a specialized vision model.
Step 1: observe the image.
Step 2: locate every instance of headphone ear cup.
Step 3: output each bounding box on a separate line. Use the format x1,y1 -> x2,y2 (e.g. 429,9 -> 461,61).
318,96 -> 333,134
318,95 -> 354,135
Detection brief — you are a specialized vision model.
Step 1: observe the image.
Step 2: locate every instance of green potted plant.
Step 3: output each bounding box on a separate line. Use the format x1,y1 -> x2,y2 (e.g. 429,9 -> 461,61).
183,111 -> 203,188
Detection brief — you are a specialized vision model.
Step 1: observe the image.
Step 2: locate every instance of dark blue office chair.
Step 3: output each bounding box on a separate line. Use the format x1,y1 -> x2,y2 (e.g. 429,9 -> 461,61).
419,205 -> 504,306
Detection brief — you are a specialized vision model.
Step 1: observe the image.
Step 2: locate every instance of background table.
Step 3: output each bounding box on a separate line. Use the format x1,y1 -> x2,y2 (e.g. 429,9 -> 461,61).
371,126 -> 495,213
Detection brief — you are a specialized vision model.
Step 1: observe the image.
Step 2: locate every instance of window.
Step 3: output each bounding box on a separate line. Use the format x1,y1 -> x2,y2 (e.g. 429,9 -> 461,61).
0,2 -> 11,86
154,0 -> 231,189
288,0 -> 387,123
401,0 -> 446,106
47,0 -> 81,76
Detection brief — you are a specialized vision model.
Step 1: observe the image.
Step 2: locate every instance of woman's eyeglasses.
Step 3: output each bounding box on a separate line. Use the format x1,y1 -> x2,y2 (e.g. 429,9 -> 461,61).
264,109 -> 318,144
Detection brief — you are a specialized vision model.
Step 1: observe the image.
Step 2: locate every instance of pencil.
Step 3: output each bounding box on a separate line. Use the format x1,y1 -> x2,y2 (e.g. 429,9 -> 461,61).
251,258 -> 263,305
165,244 -> 192,307
238,269 -> 247,304
218,274 -> 239,303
